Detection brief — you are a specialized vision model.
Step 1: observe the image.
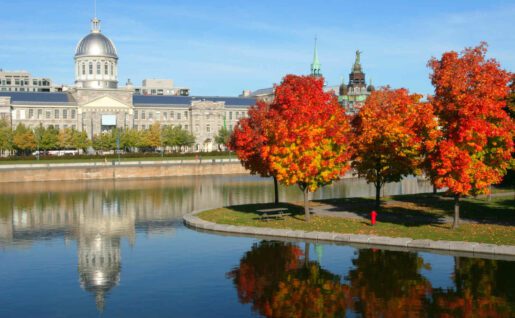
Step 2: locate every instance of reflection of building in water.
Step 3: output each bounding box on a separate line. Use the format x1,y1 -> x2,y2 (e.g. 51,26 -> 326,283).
76,194 -> 135,311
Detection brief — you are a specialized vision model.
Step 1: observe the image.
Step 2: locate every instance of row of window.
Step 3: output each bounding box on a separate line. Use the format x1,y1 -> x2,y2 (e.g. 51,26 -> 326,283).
134,110 -> 189,120
0,79 -> 50,86
133,110 -> 246,121
0,87 -> 51,92
24,109 -> 76,120
24,124 -> 76,130
78,61 -> 115,76
134,124 -> 189,131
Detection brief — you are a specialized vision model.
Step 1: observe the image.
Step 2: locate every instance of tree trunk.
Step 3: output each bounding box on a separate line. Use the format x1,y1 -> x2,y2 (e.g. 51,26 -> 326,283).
375,182 -> 381,210
273,176 -> 279,205
304,242 -> 310,266
303,187 -> 310,222
453,195 -> 460,229
433,183 -> 437,195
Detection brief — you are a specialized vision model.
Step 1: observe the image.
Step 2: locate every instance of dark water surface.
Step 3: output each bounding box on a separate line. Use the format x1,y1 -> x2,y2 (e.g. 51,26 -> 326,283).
0,175 -> 513,317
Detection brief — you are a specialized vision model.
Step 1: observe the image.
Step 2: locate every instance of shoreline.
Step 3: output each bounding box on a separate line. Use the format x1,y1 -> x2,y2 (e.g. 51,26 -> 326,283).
0,159 -> 248,183
183,208 -> 515,258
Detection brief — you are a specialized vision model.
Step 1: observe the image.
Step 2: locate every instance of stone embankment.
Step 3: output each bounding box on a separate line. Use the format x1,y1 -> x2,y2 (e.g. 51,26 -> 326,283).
0,159 -> 247,183
184,209 -> 515,258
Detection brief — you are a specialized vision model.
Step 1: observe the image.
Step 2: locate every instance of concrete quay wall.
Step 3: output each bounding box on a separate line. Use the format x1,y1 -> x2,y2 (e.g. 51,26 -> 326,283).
0,159 -> 248,183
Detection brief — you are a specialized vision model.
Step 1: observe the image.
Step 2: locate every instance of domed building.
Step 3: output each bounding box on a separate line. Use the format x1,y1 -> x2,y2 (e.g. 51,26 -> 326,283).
75,18 -> 118,89
0,16 -> 255,151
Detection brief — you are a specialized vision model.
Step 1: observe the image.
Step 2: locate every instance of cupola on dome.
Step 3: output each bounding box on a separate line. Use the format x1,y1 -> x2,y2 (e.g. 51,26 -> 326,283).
75,18 -> 118,59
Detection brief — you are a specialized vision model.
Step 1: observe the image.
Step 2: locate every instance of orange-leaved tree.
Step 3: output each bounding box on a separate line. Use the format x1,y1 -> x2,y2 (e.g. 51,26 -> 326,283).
229,101 -> 280,204
352,87 -> 436,209
428,43 -> 514,229
265,75 -> 353,221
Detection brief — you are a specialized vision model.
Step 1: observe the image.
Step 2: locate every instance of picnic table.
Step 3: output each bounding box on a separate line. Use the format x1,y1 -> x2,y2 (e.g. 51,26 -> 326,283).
257,207 -> 290,221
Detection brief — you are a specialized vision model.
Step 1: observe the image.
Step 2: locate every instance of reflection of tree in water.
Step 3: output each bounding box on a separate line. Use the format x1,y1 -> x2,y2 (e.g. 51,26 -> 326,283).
229,242 -> 514,318
228,241 -> 349,318
429,257 -> 514,317
346,249 -> 432,317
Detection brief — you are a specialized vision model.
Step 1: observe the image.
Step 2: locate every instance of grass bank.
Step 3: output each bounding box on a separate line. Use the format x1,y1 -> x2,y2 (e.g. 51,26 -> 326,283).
0,152 -> 234,165
198,194 -> 515,245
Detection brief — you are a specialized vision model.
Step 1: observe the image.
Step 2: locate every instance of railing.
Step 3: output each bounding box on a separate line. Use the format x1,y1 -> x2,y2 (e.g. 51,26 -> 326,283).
0,158 -> 241,170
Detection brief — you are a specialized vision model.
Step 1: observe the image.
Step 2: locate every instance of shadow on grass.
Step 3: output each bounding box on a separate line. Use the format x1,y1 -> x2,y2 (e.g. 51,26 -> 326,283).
315,193 -> 515,227
313,197 -> 446,227
225,202 -> 306,221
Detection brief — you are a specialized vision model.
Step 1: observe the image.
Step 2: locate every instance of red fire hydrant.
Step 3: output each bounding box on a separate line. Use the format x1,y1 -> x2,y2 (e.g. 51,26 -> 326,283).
370,210 -> 377,226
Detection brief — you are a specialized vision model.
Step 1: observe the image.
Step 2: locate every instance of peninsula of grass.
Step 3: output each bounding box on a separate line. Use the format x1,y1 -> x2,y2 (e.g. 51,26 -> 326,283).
197,193 -> 515,246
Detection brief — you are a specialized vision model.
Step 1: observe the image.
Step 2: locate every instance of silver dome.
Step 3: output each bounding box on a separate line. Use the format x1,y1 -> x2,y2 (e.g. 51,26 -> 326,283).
75,32 -> 118,59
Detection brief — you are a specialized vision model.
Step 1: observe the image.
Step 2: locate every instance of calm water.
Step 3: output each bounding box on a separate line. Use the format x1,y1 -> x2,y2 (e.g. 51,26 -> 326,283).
0,175 -> 513,317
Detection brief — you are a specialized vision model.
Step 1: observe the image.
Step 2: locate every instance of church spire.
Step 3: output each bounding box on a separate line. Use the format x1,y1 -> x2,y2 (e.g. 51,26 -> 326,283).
352,50 -> 362,73
310,36 -> 322,77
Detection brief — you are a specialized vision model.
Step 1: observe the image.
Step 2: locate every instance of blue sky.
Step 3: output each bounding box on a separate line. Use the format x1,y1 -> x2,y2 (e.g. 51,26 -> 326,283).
0,0 -> 514,96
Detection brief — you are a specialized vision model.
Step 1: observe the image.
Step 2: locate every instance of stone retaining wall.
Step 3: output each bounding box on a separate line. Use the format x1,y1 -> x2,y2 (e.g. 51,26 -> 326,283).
183,209 -> 515,258
0,159 -> 247,183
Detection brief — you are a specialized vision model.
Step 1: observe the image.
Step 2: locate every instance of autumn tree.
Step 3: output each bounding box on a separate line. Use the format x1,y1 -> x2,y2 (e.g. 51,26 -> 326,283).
265,75 -> 353,220
352,88 -> 436,209
229,101 -> 281,204
143,123 -> 162,151
13,123 -> 36,155
428,43 -> 514,228
58,128 -> 75,149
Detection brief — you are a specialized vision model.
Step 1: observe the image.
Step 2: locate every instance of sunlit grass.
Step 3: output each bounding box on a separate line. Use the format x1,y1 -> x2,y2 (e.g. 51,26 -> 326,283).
198,195 -> 515,245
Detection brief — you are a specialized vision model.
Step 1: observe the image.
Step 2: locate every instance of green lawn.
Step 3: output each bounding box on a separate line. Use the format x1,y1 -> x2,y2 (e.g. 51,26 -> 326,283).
0,153 -> 234,165
198,194 -> 515,245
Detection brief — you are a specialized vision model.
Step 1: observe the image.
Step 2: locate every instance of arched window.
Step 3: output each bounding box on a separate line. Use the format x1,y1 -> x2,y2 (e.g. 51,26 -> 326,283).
82,63 -> 86,75
89,62 -> 93,75
96,62 -> 101,75
110,63 -> 114,76
104,63 -> 109,75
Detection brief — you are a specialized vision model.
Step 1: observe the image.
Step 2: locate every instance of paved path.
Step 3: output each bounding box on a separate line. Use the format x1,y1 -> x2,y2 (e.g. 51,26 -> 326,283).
311,191 -> 514,225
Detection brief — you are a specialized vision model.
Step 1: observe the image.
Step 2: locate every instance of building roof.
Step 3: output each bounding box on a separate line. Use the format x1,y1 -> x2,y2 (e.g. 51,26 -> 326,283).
133,95 -> 256,108
0,92 -> 255,108
0,92 -> 76,105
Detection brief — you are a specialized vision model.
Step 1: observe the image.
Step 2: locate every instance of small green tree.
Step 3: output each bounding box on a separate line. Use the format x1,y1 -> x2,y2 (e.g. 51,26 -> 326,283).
0,119 -> 13,156
39,125 -> 59,151
214,126 -> 231,151
175,127 -> 195,152
72,129 -> 91,152
120,128 -> 141,152
92,132 -> 115,152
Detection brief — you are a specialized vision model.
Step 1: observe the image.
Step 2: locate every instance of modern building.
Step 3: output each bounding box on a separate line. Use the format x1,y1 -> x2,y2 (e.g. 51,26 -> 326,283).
134,79 -> 190,96
0,70 -> 55,92
0,16 -> 254,151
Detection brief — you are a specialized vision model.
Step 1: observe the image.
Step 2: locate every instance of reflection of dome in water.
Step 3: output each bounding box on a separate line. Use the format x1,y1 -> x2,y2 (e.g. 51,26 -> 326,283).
78,235 -> 121,312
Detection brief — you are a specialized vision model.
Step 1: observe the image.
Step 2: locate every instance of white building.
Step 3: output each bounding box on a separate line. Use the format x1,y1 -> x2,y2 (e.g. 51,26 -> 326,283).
0,16 -> 253,151
134,79 -> 190,96
0,70 -> 55,92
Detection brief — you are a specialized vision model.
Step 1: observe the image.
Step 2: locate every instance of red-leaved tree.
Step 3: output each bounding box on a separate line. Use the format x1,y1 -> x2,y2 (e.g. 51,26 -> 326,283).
265,75 -> 353,221
352,88 -> 438,209
428,43 -> 514,228
229,102 -> 280,204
